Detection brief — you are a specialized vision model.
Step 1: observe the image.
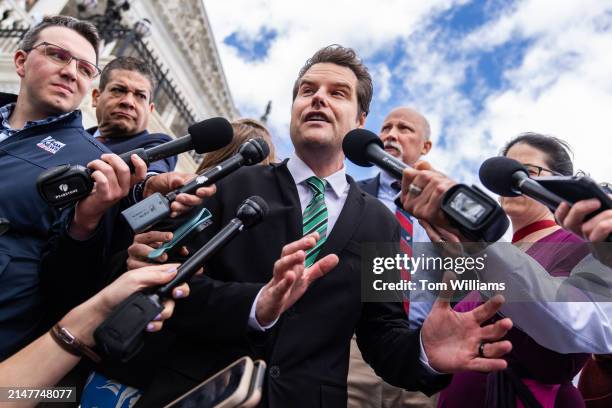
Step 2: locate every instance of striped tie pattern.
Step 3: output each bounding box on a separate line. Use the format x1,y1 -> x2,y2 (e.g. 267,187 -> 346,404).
303,176 -> 328,267
395,206 -> 414,316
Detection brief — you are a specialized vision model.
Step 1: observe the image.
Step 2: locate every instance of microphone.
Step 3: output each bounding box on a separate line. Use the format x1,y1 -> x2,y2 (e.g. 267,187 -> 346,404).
344,128 -> 510,241
157,196 -> 268,297
343,128 -> 407,179
122,138 -> 270,233
36,117 -> 234,207
118,117 -> 233,170
479,157 -> 564,211
94,196 -> 269,362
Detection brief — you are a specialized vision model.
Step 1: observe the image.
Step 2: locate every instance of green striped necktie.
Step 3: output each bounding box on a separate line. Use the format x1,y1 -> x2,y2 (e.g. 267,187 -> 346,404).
303,176 -> 328,267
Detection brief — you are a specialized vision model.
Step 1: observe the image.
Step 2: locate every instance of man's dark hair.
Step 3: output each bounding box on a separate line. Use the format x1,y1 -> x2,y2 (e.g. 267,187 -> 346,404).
292,44 -> 373,117
19,15 -> 100,63
99,56 -> 157,98
501,132 -> 574,176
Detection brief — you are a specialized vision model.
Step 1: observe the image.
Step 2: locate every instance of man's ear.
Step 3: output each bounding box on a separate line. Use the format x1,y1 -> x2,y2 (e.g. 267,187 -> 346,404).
14,50 -> 27,78
421,140 -> 432,156
149,102 -> 155,113
357,111 -> 366,128
91,88 -> 100,107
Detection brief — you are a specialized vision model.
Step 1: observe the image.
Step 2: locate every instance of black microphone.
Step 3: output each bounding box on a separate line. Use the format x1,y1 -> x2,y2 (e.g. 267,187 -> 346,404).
36,117 -> 234,207
479,157 -> 564,211
157,196 -> 268,297
123,138 -> 270,233
94,196 -> 269,362
343,128 -> 407,179
118,117 -> 233,170
344,128 -> 510,241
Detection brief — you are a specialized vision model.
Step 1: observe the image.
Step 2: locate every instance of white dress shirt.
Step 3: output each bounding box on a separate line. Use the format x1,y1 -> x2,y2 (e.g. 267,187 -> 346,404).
247,154 -> 439,372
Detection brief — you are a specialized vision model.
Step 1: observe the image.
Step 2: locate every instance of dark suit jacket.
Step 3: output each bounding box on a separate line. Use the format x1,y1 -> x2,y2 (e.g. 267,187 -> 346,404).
138,160 -> 448,407
358,174 -> 381,197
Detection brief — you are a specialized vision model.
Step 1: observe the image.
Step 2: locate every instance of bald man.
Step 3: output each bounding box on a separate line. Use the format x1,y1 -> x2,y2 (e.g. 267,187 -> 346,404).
359,107 -> 433,246
348,107 -> 437,408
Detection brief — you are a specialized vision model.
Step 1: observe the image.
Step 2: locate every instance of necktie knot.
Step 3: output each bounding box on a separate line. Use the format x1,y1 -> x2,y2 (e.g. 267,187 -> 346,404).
391,180 -> 401,193
306,176 -> 326,196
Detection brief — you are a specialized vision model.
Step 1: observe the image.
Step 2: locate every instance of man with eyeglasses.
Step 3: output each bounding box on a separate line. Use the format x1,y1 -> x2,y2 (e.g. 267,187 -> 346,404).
0,16 -> 152,360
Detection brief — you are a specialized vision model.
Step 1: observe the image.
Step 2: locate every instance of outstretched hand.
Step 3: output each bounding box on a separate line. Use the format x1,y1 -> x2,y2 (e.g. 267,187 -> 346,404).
422,288 -> 513,373
255,233 -> 339,326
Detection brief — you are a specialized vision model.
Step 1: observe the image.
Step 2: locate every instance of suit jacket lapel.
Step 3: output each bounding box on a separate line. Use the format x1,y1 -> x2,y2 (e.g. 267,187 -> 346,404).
359,174 -> 380,197
272,160 -> 302,242
316,175 -> 365,261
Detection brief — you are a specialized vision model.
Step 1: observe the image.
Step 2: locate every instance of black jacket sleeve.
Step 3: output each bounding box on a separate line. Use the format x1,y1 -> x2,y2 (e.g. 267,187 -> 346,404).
355,223 -> 451,395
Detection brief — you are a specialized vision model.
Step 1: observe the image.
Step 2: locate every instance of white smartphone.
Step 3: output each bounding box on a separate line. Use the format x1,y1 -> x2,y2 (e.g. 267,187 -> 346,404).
165,356 -> 254,408
240,360 -> 266,407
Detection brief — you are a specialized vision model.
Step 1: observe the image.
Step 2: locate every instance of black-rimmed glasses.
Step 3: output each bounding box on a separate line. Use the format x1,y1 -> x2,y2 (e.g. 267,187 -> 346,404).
28,42 -> 100,80
523,163 -> 563,177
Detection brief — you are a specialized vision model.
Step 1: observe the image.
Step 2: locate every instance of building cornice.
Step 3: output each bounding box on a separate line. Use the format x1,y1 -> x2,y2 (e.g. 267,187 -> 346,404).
150,0 -> 238,119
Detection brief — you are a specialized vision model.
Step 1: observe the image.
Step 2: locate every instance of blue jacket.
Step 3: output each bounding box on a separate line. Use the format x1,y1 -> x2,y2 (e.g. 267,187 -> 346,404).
0,106 -> 109,359
88,127 -> 177,174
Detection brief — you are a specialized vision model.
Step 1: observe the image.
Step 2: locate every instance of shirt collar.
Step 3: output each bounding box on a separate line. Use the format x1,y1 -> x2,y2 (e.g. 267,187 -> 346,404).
287,153 -> 348,198
379,170 -> 399,192
0,103 -> 74,134
0,103 -> 15,129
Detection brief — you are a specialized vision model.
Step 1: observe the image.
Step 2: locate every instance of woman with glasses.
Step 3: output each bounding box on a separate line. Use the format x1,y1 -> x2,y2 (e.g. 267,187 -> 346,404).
437,133 -> 590,408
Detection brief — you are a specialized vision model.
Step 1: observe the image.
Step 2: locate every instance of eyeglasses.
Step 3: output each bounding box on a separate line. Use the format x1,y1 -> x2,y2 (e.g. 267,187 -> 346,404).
523,163 -> 562,177
28,42 -> 100,80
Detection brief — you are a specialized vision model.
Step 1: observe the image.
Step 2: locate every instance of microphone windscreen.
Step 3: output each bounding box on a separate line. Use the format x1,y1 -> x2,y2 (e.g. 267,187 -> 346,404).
247,195 -> 269,217
241,138 -> 270,164
237,195 -> 269,227
479,156 -> 528,197
188,117 -> 234,153
342,128 -> 383,167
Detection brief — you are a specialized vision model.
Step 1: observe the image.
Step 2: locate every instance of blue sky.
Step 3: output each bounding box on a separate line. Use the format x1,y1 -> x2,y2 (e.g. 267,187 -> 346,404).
206,0 -> 612,183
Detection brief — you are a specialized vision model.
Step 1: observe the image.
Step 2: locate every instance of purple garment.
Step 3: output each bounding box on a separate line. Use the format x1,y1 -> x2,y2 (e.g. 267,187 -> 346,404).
438,229 -> 590,408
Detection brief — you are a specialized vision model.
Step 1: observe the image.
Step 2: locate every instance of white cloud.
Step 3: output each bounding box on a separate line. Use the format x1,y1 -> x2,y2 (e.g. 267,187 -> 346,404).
371,63 -> 392,103
460,0 -> 612,182
205,0 -> 612,184
205,0 -> 461,150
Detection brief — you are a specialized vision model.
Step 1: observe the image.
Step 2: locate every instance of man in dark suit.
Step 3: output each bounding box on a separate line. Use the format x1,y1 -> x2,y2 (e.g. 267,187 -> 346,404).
349,106 -> 436,408
135,45 -> 513,407
358,106 -> 432,242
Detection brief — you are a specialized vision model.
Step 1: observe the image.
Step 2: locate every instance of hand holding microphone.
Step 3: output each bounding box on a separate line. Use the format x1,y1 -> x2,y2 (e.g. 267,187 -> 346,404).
94,196 -> 269,361
37,117 -> 233,208
343,129 -> 508,242
479,156 -> 612,242
555,201 -> 612,243
122,137 -> 270,233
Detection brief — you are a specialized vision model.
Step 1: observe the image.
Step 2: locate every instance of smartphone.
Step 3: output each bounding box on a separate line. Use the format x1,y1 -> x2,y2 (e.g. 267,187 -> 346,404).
240,360 -> 266,408
534,176 -> 612,217
165,357 -> 254,408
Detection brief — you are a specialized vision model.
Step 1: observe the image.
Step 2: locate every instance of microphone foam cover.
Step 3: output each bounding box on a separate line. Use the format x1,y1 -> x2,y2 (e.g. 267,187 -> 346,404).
479,156 -> 528,197
188,117 -> 234,153
342,128 -> 383,167
239,138 -> 270,165
237,195 -> 269,228
247,195 -> 269,218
